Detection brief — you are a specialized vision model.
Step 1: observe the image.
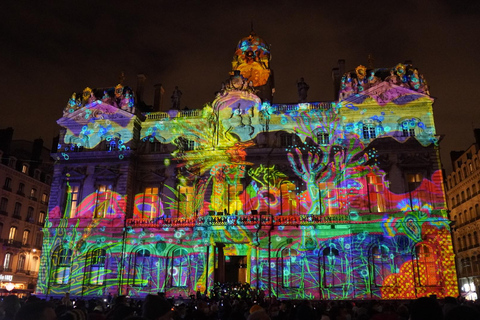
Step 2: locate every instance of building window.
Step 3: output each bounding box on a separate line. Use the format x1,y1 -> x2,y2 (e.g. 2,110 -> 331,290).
461,191 -> 466,202
22,230 -> 30,245
17,183 -> 25,196
371,245 -> 392,286
172,248 -> 188,287
13,202 -> 22,218
415,244 -> 439,286
367,175 -> 386,212
41,193 -> 49,204
21,164 -> 28,174
178,186 -> 194,218
137,187 -> 160,219
322,247 -> 345,287
467,188 -> 472,199
407,173 -> 422,191
133,249 -> 151,287
4,177 -> 12,190
0,198 -> 8,214
26,207 -> 34,223
280,134 -> 293,147
316,130 -> 330,145
88,249 -> 106,285
281,248 -> 300,288
65,185 -> 80,218
401,120 -> 416,137
30,188 -> 37,200
3,253 -> 12,270
94,185 -> 112,218
38,211 -> 45,225
362,123 -> 377,139
53,247 -> 73,284
8,226 -> 17,241
17,254 -> 26,272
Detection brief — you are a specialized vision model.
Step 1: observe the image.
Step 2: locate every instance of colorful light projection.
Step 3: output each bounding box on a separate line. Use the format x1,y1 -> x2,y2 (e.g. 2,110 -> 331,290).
39,61 -> 457,300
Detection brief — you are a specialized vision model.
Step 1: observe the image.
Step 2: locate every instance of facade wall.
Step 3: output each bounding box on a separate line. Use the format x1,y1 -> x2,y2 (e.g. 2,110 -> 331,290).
36,46 -> 457,299
446,143 -> 480,300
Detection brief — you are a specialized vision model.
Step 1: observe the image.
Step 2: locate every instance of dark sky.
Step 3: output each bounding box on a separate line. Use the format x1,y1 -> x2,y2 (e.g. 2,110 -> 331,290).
1,0 -> 479,172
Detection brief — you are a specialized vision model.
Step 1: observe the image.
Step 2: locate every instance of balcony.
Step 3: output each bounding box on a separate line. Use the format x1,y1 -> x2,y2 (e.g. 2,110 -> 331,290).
16,191 -> 25,197
28,196 -> 37,201
12,214 -> 22,220
126,214 -> 351,228
2,186 -> 12,192
16,269 -> 26,274
25,216 -> 34,223
4,239 -> 22,248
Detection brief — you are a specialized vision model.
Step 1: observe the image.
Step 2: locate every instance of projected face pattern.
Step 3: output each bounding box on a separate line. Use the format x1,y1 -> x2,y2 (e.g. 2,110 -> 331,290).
37,68 -> 457,300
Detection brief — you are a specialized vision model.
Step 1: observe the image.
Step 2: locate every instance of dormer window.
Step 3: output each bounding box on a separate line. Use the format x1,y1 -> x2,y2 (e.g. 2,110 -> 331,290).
21,164 -> 29,174
362,121 -> 377,139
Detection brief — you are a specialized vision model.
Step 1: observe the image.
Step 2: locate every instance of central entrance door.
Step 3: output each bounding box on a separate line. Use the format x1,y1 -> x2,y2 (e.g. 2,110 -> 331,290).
225,255 -> 247,283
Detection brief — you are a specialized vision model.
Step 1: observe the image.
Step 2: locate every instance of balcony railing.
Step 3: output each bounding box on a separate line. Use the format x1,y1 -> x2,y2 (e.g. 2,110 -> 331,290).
4,239 -> 22,248
126,214 -> 351,228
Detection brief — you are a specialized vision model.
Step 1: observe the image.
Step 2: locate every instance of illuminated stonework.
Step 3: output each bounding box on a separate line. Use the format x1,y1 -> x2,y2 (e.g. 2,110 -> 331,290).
36,34 -> 457,299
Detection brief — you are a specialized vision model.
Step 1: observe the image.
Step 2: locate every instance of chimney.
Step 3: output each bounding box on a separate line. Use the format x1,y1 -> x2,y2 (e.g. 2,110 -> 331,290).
153,84 -> 165,112
31,138 -> 44,162
136,74 -> 147,103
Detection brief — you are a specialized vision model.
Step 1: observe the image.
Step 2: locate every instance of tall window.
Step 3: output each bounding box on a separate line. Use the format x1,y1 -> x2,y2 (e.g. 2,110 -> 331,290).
133,249 -> 151,287
0,197 -> 8,213
367,175 -> 385,212
13,202 -> 22,217
94,185 -> 112,218
281,134 -> 293,147
3,253 -> 12,270
17,183 -> 25,195
407,173 -> 422,191
53,247 -> 73,284
38,211 -> 45,225
362,123 -> 376,139
172,248 -> 189,287
281,248 -> 300,288
17,254 -> 26,271
35,232 -> 43,247
88,249 -> 106,285
322,247 -> 345,287
139,187 -> 160,219
4,177 -> 12,190
26,207 -> 34,222
21,164 -> 28,174
22,230 -> 30,245
66,185 -> 80,218
41,193 -> 49,204
178,186 -> 194,217
8,227 -> 17,241
30,188 -> 37,199
371,245 -> 392,286
415,244 -> 439,286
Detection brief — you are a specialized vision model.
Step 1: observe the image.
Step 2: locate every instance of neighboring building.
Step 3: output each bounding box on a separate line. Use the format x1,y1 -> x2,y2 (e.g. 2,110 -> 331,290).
0,128 -> 52,296
36,32 -> 457,299
445,129 -> 480,300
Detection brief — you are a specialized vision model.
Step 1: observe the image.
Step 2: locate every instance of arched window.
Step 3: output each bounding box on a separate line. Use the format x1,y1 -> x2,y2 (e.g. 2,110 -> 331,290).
22,230 -> 30,246
52,247 -> 73,284
465,257 -> 472,275
400,119 -> 416,137
371,245 -> 392,286
457,237 -> 462,251
281,248 -> 300,288
133,249 -> 151,287
461,191 -> 466,202
473,184 -> 478,195
322,247 -> 345,287
362,121 -> 377,139
470,208 -> 474,222
172,248 -> 188,287
467,188 -> 471,199
474,232 -> 479,247
468,234 -> 472,248
476,204 -> 480,218
3,253 -> 12,270
87,249 -> 106,285
415,244 -> 439,286
472,256 -> 478,274
17,254 -> 26,272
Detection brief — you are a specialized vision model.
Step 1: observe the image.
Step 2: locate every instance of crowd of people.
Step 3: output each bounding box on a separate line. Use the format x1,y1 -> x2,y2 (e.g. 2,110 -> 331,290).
1,283 -> 480,320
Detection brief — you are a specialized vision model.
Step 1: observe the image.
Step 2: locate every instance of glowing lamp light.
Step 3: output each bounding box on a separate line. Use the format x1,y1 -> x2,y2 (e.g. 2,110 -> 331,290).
5,283 -> 14,291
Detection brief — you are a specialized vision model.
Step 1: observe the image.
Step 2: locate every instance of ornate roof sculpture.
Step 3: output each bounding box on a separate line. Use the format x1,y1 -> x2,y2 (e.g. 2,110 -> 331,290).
339,63 -> 430,101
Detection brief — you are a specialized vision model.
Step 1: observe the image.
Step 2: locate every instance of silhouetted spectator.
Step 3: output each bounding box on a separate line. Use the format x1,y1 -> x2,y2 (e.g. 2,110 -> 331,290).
15,301 -> 56,320
445,305 -> 480,320
1,295 -> 21,320
142,294 -> 173,320
409,297 -> 443,320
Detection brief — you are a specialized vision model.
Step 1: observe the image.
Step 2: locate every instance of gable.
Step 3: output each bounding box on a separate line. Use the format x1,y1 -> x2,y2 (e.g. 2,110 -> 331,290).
57,102 -> 135,128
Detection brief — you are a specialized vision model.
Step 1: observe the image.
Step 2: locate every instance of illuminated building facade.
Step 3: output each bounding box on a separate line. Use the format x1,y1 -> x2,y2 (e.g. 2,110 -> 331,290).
445,130 -> 480,300
0,128 -> 52,295
37,33 -> 457,299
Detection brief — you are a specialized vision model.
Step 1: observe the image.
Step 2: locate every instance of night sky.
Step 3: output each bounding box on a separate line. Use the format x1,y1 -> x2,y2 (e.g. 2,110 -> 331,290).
1,1 -> 479,172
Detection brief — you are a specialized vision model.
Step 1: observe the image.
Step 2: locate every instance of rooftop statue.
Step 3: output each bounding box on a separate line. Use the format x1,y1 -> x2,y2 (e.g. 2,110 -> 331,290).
171,86 -> 182,110
297,77 -> 310,103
